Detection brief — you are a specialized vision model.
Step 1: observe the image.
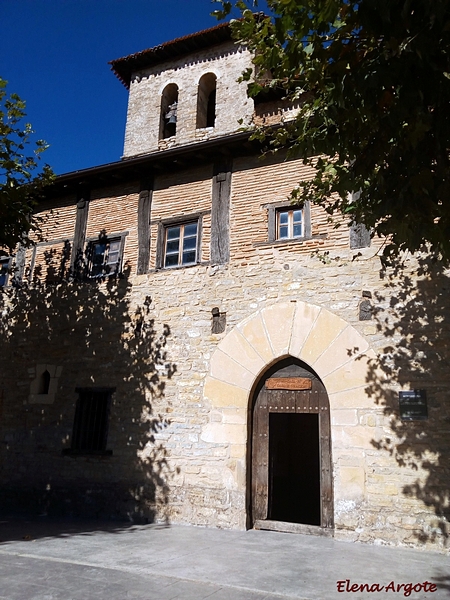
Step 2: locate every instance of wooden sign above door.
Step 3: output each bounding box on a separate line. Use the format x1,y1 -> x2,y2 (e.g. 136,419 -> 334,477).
265,377 -> 312,391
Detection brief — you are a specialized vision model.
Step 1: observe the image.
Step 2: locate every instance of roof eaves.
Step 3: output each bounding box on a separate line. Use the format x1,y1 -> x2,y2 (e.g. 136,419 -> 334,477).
46,130 -> 255,195
109,21 -> 233,89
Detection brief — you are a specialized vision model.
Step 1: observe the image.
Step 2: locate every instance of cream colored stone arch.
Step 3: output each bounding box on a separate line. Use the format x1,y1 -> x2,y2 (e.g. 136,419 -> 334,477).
196,69 -> 220,85
202,299 -> 377,451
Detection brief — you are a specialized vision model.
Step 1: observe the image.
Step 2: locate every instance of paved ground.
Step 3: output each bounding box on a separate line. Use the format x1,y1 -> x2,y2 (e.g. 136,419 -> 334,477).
0,517 -> 448,600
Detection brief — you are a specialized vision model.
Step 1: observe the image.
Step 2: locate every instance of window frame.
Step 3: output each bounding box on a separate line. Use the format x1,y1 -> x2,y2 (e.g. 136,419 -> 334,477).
276,208 -> 304,240
0,256 -> 12,287
64,387 -> 115,456
266,201 -> 311,243
156,214 -> 203,270
85,232 -> 127,279
164,222 -> 198,268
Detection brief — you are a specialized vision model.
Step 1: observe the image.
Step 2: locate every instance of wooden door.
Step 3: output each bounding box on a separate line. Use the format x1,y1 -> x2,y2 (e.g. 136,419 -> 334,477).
251,361 -> 333,532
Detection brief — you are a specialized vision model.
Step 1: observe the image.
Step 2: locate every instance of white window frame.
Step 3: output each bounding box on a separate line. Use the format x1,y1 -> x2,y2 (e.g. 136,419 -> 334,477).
266,201 -> 311,243
276,208 -> 304,240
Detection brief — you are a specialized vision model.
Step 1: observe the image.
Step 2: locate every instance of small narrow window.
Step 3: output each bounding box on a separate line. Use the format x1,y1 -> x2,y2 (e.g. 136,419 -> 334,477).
160,83 -> 179,139
0,257 -> 11,287
87,236 -> 123,278
38,370 -> 51,395
196,73 -> 217,129
164,222 -> 198,268
71,389 -> 113,454
277,209 -> 303,240
211,307 -> 226,334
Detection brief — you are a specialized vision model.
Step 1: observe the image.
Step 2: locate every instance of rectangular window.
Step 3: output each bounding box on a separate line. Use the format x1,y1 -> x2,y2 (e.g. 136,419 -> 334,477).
0,257 -> 11,287
70,389 -> 113,454
87,237 -> 123,278
277,209 -> 303,240
266,202 -> 311,244
164,221 -> 198,268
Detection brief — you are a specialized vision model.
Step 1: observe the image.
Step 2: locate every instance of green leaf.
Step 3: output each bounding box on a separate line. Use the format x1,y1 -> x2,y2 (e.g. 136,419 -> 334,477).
216,0 -> 450,264
0,77 -> 54,252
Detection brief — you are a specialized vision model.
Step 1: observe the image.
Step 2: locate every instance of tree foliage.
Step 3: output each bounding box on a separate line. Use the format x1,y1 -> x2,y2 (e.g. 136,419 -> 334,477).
0,78 -> 53,253
214,1 -> 450,263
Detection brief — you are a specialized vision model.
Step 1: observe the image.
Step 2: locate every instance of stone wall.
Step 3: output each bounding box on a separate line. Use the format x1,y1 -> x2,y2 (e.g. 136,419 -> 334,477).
1,153 -> 449,553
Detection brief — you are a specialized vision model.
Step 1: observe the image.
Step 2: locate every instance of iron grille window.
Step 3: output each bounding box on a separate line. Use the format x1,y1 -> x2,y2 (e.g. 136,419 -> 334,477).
164,222 -> 198,267
71,389 -> 113,453
88,237 -> 122,277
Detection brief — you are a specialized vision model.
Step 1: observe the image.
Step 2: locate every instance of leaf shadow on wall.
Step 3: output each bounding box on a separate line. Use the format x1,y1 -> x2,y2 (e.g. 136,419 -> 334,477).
363,255 -> 450,548
0,239 -> 177,527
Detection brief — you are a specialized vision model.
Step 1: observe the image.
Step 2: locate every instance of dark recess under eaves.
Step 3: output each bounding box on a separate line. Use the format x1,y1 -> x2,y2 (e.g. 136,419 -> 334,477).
42,131 -> 259,200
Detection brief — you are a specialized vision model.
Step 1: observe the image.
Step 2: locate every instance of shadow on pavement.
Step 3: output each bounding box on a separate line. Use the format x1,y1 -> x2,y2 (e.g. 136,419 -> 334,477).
0,514 -> 169,544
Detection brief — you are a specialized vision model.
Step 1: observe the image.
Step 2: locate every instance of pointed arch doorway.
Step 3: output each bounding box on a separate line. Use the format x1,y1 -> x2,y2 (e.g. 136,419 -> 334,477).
251,357 -> 333,535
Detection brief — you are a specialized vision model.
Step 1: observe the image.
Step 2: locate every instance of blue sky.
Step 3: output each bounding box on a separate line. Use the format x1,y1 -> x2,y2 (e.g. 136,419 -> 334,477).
1,0 -> 264,176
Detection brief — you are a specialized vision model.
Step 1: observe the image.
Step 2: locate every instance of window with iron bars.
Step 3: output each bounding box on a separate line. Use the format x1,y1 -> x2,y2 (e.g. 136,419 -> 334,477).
68,388 -> 114,454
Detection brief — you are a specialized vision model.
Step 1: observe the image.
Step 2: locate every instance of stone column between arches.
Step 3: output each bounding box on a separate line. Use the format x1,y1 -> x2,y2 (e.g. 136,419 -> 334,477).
201,300 -> 380,530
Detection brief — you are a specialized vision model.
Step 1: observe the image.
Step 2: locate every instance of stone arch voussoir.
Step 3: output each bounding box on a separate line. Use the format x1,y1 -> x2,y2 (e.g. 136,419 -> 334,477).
204,300 -> 377,414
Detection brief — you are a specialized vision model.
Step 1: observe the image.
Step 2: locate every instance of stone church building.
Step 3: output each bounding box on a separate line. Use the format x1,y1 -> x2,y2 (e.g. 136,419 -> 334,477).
1,22 -> 449,552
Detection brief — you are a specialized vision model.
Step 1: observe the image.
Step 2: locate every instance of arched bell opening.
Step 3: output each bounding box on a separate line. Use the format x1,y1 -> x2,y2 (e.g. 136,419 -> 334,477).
248,356 -> 334,534
160,83 -> 179,139
196,73 -> 217,129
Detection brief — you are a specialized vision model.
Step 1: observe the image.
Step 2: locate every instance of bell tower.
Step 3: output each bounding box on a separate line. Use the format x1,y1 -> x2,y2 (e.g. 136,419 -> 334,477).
110,22 -> 254,158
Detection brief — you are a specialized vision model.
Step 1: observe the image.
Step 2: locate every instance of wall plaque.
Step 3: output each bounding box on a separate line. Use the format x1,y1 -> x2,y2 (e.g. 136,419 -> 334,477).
399,390 -> 428,420
266,377 -> 312,391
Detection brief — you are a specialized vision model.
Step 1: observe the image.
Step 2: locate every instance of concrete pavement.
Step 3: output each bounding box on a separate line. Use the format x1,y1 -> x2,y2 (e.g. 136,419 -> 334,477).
0,517 -> 448,600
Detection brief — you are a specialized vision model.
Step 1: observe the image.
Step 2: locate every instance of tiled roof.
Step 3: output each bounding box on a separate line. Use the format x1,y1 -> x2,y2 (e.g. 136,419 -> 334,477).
109,22 -> 232,89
